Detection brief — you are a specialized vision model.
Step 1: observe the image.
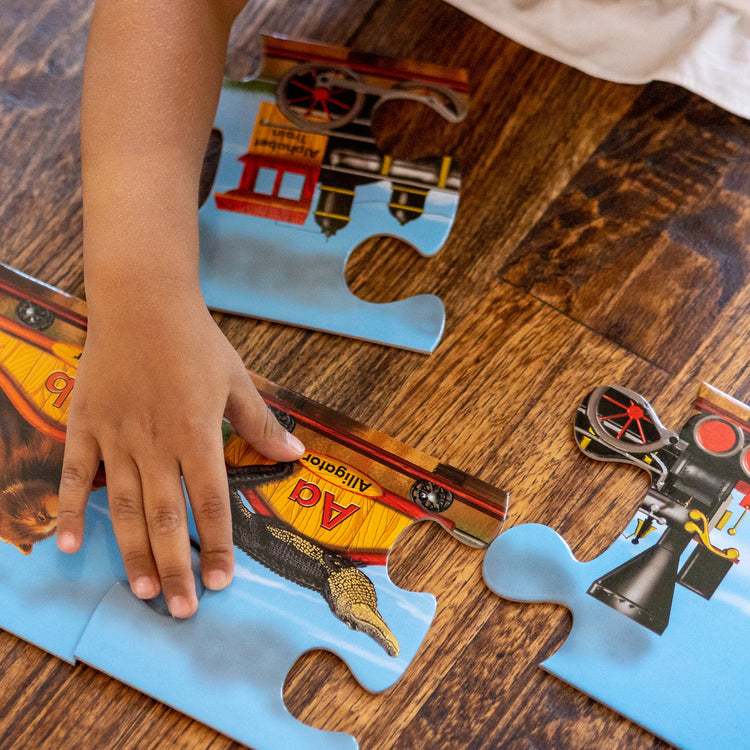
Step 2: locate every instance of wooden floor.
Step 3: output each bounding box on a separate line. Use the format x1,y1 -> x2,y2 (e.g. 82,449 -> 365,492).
2,0 -> 749,748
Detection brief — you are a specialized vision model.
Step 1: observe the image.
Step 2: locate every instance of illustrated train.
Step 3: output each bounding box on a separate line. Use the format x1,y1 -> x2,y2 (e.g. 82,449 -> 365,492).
575,384 -> 750,635
200,36 -> 467,236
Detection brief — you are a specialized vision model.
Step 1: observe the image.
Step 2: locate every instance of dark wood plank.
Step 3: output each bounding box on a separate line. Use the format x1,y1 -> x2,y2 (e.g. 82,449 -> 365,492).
501,83 -> 750,374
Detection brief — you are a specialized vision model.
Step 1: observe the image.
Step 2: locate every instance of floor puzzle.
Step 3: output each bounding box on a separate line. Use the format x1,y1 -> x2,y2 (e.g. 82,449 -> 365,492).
484,384 -> 750,749
0,265 -> 507,749
198,36 -> 469,353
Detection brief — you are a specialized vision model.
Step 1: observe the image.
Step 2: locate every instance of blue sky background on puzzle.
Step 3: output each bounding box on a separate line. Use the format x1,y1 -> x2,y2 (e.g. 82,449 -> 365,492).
72,495 -> 436,750
200,180 -> 457,288
485,484 -> 750,749
0,483 -> 435,689
0,489 -> 124,662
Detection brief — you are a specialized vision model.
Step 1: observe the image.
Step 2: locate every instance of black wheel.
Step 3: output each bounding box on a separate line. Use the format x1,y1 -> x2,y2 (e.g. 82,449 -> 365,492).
586,385 -> 674,454
270,406 -> 296,434
16,300 -> 54,331
276,63 -> 365,132
410,480 -> 453,513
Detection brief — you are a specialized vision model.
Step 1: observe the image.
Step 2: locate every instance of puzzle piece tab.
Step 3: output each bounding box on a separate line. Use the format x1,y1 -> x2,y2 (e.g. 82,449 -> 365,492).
485,384 -> 750,749
199,36 -> 468,353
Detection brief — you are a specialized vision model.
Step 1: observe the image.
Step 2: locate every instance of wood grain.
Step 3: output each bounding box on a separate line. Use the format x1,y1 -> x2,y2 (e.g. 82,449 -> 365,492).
1,0 -> 749,748
501,83 -> 750,374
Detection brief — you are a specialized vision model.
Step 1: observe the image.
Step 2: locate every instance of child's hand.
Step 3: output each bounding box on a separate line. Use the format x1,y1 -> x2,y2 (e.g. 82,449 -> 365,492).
56,289 -> 305,618
64,0 -> 279,618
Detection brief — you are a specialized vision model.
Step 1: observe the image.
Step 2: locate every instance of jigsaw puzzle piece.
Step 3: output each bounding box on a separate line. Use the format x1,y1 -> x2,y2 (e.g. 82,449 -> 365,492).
485,520 -> 750,748
484,523 -> 582,605
485,384 -> 750,749
0,265 -> 506,748
198,37 -> 468,353
71,447 -> 437,749
484,524 -> 655,666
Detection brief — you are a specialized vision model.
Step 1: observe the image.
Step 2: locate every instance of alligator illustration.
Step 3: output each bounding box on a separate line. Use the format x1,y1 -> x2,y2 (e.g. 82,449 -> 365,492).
227,462 -> 399,657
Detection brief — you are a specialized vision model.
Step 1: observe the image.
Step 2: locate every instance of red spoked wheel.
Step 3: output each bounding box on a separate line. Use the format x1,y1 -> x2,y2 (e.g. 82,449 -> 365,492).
276,63 -> 365,132
586,385 -> 675,454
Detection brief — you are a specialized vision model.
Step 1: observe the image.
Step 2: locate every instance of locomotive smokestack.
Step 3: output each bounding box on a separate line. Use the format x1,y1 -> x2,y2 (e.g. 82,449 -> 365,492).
588,527 -> 691,635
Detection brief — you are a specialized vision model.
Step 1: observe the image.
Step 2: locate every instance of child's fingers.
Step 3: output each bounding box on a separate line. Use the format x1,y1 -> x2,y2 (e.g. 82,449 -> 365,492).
57,430 -> 102,553
226,375 -> 305,462
139,461 -> 198,618
181,435 -> 235,591
103,450 -> 161,601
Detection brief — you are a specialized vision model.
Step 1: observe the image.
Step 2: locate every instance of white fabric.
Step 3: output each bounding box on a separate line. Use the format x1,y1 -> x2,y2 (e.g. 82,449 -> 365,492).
445,0 -> 750,119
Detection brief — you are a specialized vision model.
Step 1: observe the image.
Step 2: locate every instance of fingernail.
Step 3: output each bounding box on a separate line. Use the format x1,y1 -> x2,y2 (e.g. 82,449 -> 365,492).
286,433 -> 305,456
132,576 -> 159,599
57,532 -> 77,553
168,595 -> 195,619
204,569 -> 230,590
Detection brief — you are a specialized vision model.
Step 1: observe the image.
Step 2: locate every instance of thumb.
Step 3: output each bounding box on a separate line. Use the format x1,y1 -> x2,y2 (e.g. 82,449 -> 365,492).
226,376 -> 305,462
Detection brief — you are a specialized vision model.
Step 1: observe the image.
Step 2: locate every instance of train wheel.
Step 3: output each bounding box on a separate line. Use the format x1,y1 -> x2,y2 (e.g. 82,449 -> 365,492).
16,300 -> 54,331
586,385 -> 676,454
276,63 -> 364,132
410,480 -> 453,512
391,80 -> 467,122
270,406 -> 296,434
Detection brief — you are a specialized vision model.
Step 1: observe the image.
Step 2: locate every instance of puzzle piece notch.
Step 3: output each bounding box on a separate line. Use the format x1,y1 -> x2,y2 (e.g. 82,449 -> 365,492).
199,36 -> 469,353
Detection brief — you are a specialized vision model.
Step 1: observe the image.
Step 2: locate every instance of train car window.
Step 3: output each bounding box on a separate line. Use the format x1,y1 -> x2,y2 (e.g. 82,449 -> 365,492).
278,172 -> 305,201
254,167 -> 277,196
